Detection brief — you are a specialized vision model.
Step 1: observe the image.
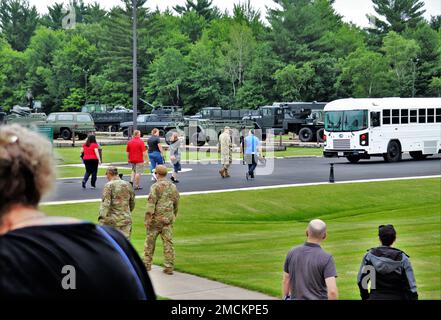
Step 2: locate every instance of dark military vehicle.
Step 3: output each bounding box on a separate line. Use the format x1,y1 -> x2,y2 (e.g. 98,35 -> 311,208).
242,102 -> 326,142
3,105 -> 47,126
120,113 -> 182,138
82,103 -> 134,132
164,118 -> 256,147
191,107 -> 256,120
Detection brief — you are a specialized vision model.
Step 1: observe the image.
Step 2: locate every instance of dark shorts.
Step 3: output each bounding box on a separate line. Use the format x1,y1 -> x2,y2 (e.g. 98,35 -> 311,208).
173,162 -> 182,173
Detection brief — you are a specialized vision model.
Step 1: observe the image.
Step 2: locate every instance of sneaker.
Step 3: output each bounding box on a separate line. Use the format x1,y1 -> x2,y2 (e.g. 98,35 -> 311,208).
170,176 -> 175,182
82,181 -> 86,189
163,268 -> 174,275
134,186 -> 143,191
91,186 -> 96,189
173,180 -> 180,184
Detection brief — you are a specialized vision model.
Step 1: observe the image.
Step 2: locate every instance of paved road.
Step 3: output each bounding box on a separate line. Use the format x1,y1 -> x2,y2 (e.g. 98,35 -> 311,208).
43,155 -> 441,203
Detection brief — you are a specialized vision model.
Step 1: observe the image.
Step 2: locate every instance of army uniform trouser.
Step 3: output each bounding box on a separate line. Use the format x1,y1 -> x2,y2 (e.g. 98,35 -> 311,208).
100,221 -> 132,240
144,222 -> 175,270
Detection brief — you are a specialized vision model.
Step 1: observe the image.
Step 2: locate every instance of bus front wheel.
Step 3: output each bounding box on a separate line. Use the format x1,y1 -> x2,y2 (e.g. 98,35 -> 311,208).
346,155 -> 360,163
383,141 -> 402,162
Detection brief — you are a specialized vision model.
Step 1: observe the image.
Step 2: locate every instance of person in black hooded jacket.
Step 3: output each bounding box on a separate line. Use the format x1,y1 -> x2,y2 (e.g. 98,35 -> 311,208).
357,224 -> 418,300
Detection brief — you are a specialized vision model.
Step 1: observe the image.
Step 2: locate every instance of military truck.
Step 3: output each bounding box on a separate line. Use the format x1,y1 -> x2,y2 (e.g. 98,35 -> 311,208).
242,102 -> 326,142
163,118 -> 256,147
45,112 -> 96,140
82,103 -> 134,132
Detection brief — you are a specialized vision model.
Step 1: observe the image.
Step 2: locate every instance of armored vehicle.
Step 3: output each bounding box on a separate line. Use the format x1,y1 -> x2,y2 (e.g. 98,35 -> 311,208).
46,112 -> 95,140
82,103 -> 134,132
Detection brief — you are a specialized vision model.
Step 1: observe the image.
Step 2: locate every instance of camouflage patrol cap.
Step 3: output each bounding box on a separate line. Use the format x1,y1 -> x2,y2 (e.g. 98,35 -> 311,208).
224,126 -> 231,130
155,165 -> 168,177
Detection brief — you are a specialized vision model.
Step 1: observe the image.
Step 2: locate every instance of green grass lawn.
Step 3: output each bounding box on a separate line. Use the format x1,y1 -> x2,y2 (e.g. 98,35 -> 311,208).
54,144 -> 322,165
41,178 -> 441,300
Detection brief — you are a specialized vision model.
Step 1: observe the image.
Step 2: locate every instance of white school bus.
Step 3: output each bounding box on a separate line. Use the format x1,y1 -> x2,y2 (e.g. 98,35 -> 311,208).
323,98 -> 441,163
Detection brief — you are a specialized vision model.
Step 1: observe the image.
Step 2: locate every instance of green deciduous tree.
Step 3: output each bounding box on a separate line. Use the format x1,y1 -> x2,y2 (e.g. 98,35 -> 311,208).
145,48 -> 187,106
337,47 -> 392,97
382,31 -> 421,96
274,63 -> 315,101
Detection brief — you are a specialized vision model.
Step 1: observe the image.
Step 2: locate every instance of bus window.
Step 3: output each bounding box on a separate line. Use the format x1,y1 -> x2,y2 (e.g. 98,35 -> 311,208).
427,109 -> 435,123
371,112 -> 380,127
325,111 -> 343,131
436,108 -> 441,123
392,109 -> 400,124
382,109 -> 391,125
410,109 -> 417,123
418,109 -> 426,123
401,109 -> 409,124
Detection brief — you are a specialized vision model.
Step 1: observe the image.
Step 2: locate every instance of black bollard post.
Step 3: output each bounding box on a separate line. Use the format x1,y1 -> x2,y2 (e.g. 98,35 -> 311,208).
329,163 -> 335,183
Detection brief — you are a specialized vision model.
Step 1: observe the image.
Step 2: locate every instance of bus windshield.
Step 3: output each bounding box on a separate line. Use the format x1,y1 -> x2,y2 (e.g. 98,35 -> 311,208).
325,110 -> 368,132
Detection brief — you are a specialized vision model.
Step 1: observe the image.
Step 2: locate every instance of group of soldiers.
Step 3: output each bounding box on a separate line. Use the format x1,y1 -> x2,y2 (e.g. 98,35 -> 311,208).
98,165 -> 179,275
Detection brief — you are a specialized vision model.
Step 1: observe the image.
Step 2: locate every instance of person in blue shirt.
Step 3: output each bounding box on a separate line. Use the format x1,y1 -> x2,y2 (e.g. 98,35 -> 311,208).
242,129 -> 262,180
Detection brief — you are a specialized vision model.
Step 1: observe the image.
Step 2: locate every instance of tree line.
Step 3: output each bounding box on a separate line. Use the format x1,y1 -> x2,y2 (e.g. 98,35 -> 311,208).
0,0 -> 440,114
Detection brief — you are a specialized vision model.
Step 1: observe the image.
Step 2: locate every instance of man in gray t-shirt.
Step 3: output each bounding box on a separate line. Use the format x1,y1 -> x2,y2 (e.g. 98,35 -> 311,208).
283,219 -> 338,300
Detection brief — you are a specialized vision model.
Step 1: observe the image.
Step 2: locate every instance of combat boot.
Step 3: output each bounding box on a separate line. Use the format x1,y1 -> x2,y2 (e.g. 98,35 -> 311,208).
219,168 -> 225,178
163,268 -> 174,275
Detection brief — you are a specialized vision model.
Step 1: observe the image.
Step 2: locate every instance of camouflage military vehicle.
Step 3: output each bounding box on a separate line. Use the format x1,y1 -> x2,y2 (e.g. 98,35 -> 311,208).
3,105 -> 47,126
164,118 -> 256,147
45,112 -> 96,140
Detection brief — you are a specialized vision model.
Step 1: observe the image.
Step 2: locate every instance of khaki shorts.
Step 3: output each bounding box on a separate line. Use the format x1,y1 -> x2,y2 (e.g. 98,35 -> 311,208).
131,163 -> 144,174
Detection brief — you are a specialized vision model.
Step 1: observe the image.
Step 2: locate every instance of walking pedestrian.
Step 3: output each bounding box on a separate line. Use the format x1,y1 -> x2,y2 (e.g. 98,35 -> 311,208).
0,124 -> 155,299
81,134 -> 101,189
283,219 -> 339,300
357,224 -> 418,300
218,126 -> 232,178
242,129 -> 262,180
126,130 -> 147,190
144,165 -> 180,275
147,128 -> 164,181
99,167 -> 135,239
169,132 -> 182,183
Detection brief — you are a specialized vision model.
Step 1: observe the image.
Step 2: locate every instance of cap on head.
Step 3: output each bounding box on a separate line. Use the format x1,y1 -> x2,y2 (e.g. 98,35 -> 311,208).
379,224 -> 396,246
307,219 -> 327,239
155,165 -> 168,177
224,126 -> 231,131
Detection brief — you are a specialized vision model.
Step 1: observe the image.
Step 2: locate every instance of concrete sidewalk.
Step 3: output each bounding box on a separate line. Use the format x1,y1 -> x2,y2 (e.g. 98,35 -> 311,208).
148,265 -> 277,300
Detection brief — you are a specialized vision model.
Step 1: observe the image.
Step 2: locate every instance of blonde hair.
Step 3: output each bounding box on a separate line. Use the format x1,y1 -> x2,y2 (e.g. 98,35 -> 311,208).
0,124 -> 55,215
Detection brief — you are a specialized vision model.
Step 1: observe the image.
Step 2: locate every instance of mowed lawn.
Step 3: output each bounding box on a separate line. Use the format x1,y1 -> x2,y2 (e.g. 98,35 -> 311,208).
41,178 -> 441,299
54,144 -> 322,165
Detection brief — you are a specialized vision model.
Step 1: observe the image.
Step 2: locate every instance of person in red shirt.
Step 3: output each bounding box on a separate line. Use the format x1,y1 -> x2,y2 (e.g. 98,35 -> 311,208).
126,130 -> 147,190
82,135 -> 101,189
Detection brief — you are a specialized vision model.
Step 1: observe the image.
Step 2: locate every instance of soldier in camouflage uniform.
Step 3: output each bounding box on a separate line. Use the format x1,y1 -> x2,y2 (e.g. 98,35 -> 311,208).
144,165 -> 180,275
218,126 -> 233,178
98,167 -> 135,239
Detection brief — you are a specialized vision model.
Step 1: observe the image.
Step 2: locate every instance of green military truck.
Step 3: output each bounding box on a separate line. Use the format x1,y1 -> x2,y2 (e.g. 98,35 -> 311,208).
45,112 -> 96,140
164,118 -> 256,147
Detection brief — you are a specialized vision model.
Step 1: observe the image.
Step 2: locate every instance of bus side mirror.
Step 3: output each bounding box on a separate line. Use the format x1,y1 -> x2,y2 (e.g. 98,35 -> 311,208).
371,112 -> 380,127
